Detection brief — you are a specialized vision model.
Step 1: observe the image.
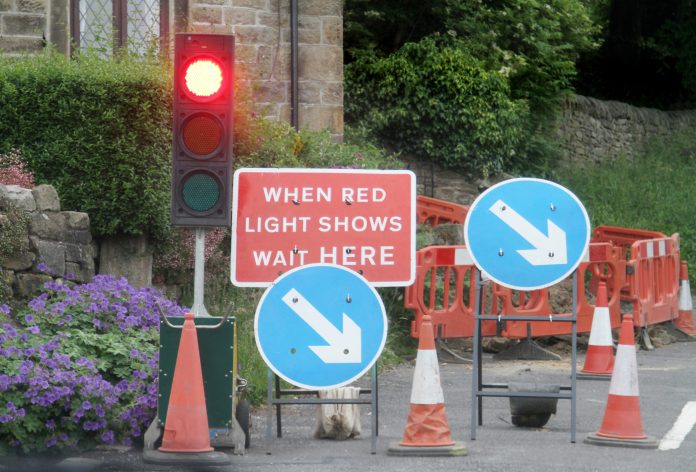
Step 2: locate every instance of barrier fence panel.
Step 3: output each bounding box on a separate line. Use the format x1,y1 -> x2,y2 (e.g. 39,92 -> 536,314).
406,224 -> 683,340
627,235 -> 680,327
406,243 -> 626,340
593,225 -> 680,328
416,195 -> 469,226
404,246 -> 497,339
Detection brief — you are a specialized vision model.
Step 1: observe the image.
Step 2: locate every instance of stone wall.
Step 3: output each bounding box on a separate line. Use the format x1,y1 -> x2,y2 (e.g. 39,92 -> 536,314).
0,0 -> 69,55
558,95 -> 696,164
0,183 -> 96,299
189,0 -> 344,138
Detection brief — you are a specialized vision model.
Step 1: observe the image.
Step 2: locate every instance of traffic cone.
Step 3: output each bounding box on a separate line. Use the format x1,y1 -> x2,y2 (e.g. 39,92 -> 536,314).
578,282 -> 614,380
585,314 -> 658,449
143,313 -> 230,465
674,261 -> 696,336
388,315 -> 467,456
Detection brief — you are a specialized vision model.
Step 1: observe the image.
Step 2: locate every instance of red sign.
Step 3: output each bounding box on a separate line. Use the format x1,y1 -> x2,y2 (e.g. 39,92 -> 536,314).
231,169 -> 416,287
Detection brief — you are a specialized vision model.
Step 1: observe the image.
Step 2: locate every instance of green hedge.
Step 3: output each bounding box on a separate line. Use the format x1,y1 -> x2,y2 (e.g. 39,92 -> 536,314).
345,36 -> 529,176
0,52 -> 172,240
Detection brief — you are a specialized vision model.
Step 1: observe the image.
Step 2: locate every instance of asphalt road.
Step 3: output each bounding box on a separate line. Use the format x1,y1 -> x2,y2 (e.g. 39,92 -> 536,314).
3,339 -> 696,472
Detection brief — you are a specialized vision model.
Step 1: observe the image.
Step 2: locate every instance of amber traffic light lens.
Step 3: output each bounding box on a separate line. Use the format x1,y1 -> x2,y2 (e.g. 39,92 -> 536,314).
182,114 -> 223,156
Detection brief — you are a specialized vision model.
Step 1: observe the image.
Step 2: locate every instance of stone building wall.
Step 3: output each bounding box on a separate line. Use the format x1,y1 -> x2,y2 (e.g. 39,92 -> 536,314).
189,0 -> 344,138
558,95 -> 696,164
0,1 -> 344,137
0,183 -> 96,299
0,0 -> 70,55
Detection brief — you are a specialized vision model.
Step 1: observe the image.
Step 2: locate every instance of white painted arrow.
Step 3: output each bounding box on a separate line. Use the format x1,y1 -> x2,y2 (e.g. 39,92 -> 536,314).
489,199 -> 567,266
282,288 -> 362,363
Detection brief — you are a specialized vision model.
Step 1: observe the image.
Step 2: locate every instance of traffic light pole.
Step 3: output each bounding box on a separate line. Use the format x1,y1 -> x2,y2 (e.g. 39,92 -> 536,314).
192,227 -> 211,317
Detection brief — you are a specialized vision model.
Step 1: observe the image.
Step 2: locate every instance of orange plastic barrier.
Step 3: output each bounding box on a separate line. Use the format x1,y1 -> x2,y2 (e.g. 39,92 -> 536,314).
497,242 -> 624,339
593,226 -> 680,328
416,195 -> 469,226
406,225 -> 682,340
404,246 -> 496,339
405,243 -> 625,340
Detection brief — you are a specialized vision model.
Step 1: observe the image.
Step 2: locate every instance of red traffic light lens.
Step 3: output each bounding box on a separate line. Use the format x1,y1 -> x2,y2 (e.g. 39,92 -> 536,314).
183,58 -> 224,101
182,114 -> 223,157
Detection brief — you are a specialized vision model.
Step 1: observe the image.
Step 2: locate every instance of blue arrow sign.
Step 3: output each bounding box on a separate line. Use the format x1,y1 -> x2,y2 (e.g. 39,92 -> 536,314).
464,178 -> 590,290
255,264 -> 387,390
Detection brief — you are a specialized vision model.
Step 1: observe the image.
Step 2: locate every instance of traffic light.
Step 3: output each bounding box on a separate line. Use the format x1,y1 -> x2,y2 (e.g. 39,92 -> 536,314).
171,33 -> 234,227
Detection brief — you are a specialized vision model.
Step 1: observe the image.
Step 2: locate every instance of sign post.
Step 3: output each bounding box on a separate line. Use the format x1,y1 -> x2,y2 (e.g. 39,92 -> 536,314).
231,168 -> 416,287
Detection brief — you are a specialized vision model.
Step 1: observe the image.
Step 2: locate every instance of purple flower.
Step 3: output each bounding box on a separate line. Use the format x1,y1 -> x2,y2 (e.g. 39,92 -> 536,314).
19,360 -> 33,375
24,314 -> 34,324
36,262 -> 48,272
28,297 -> 46,312
0,374 -> 10,391
0,304 -> 9,315
2,324 -> 17,339
28,325 -> 40,334
101,430 -> 115,444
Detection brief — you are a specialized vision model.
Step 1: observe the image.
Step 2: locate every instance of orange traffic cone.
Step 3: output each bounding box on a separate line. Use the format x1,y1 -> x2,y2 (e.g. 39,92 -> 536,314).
674,261 -> 696,336
388,315 -> 467,456
143,313 -> 230,465
578,282 -> 614,380
585,313 -> 658,448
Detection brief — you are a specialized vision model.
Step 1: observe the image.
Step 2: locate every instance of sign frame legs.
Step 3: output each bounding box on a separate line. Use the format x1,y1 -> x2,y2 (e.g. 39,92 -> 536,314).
265,364 -> 379,454
470,269 -> 578,443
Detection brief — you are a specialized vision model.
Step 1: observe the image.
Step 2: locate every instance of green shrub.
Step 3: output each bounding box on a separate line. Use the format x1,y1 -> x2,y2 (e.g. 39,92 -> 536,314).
345,36 -> 529,176
441,0 -> 600,116
234,116 -> 402,170
0,52 -> 172,240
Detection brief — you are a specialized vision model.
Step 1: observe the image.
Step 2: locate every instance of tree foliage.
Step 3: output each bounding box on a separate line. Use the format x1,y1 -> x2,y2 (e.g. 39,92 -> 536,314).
346,37 -> 529,176
576,0 -> 696,108
344,0 -> 601,174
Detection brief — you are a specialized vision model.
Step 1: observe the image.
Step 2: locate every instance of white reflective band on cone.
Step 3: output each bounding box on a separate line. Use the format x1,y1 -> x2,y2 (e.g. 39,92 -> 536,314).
608,344 -> 640,397
679,281 -> 693,310
587,307 -> 613,346
410,349 -> 445,404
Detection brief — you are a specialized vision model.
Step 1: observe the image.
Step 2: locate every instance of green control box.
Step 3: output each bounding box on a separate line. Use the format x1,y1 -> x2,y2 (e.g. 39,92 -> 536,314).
157,316 -> 236,428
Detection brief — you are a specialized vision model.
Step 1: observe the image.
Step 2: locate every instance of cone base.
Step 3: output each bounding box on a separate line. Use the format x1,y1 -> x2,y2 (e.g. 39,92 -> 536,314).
387,441 -> 468,457
584,432 -> 658,449
674,325 -> 696,339
577,371 -> 611,381
158,445 -> 214,453
143,449 -> 230,465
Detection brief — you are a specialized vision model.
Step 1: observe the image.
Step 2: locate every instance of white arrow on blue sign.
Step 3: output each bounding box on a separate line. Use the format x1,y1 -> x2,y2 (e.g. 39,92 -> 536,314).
464,178 -> 590,290
254,264 -> 387,390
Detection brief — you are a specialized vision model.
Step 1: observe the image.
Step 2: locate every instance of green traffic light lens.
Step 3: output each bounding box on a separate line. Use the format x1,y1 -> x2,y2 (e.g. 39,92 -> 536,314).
182,173 -> 220,212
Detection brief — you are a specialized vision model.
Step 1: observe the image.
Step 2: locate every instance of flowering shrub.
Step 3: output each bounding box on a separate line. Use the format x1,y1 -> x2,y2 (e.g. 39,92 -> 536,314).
153,228 -> 228,277
0,274 -> 186,454
0,149 -> 34,188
